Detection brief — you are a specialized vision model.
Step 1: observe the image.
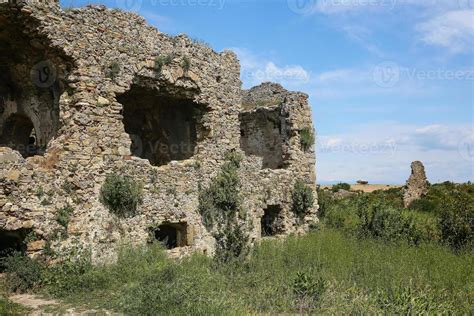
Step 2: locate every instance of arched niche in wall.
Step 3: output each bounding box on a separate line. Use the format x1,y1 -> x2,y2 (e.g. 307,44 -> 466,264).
117,82 -> 209,167
0,14 -> 69,158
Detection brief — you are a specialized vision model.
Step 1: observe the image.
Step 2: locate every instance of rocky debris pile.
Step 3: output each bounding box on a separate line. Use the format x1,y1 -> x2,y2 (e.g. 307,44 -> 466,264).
403,161 -> 429,208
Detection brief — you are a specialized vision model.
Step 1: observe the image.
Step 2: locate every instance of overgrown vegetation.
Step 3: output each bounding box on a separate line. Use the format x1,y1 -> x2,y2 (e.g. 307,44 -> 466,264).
198,151 -> 250,263
291,179 -> 314,218
2,229 -> 471,314
331,182 -> 351,192
300,127 -> 315,151
2,252 -> 43,293
100,173 -> 143,217
105,62 -> 120,81
2,181 -> 471,314
318,182 -> 474,251
56,204 -> 74,229
0,295 -> 27,315
154,54 -> 172,72
181,56 -> 191,72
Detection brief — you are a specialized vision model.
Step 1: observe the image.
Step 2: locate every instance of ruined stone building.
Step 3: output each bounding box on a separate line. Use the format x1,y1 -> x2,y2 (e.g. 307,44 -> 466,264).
403,161 -> 429,208
0,1 -> 317,263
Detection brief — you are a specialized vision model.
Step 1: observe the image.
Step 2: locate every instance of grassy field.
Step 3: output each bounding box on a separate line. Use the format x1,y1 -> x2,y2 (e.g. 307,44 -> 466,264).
2,182 -> 473,314
2,229 -> 468,315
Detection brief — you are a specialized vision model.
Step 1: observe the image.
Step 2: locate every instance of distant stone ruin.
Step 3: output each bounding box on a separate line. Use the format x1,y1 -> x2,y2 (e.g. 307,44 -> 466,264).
403,161 -> 429,208
0,1 -> 317,262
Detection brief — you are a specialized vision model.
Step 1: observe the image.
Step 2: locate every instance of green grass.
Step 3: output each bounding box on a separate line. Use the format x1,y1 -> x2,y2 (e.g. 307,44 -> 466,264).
34,229 -> 473,315
0,296 -> 27,316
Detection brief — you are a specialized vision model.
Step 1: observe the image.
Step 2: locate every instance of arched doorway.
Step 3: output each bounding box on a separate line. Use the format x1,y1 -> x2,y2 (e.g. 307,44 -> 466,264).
0,114 -> 37,158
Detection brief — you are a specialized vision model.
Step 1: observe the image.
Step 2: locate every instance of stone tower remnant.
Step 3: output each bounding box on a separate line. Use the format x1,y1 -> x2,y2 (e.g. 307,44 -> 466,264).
403,161 -> 429,208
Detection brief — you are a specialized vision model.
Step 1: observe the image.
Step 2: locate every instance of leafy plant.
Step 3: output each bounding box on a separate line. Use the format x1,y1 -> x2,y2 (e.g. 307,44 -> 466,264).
106,62 -> 120,81
331,182 -> 351,192
56,204 -> 74,229
438,193 -> 473,250
292,271 -> 327,313
357,202 -> 422,244
198,151 -> 249,263
181,56 -> 191,72
214,223 -> 250,264
300,127 -> 315,151
2,252 -> 43,293
291,180 -> 314,218
100,173 -> 143,218
154,54 -> 172,72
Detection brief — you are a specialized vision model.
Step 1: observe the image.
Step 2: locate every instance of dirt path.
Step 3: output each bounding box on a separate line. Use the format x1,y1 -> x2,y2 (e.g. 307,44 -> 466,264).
9,294 -> 118,316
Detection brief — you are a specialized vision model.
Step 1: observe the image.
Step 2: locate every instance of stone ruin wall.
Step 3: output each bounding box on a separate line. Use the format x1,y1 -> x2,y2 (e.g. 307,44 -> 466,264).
0,1 -> 317,263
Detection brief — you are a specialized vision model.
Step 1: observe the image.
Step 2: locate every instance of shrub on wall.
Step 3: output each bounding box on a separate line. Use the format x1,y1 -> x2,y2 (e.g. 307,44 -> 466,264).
155,54 -> 172,72
300,128 -> 315,152
291,180 -> 315,218
100,173 -> 143,218
106,62 -> 120,81
198,151 -> 250,263
56,204 -> 74,229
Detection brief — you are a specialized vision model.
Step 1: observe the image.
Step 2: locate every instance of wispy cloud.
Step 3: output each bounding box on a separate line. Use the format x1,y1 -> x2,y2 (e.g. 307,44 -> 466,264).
231,47 -> 310,88
416,10 -> 474,53
317,122 -> 474,183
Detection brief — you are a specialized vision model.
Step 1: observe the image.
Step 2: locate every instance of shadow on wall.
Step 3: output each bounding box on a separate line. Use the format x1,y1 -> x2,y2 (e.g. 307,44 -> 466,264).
118,84 -> 208,166
0,15 -> 65,158
239,108 -> 288,170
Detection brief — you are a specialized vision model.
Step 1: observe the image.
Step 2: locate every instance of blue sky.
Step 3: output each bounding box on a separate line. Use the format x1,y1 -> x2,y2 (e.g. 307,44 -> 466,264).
61,0 -> 474,184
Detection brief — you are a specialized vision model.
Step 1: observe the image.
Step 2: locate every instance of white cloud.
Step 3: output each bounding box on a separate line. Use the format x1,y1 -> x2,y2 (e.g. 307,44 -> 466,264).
317,122 -> 474,183
416,10 -> 474,53
310,0 -> 461,15
230,47 -> 310,88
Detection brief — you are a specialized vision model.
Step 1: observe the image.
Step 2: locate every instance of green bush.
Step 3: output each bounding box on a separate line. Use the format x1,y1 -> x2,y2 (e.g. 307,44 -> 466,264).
41,255 -> 105,297
2,252 -> 43,293
105,62 -> 120,81
56,204 -> 74,229
331,182 -> 351,192
357,203 -> 422,244
181,56 -> 191,72
300,128 -> 315,151
316,186 -> 332,219
214,223 -> 250,264
100,173 -> 143,217
198,151 -> 250,263
198,152 -> 242,229
438,193 -> 473,250
155,54 -> 172,72
291,180 -> 314,218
